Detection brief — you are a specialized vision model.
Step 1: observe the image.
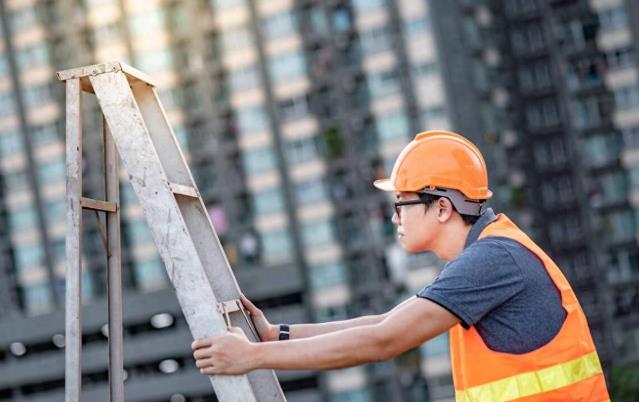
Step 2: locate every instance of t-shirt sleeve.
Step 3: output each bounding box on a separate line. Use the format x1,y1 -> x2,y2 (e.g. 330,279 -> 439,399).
416,238 -> 525,329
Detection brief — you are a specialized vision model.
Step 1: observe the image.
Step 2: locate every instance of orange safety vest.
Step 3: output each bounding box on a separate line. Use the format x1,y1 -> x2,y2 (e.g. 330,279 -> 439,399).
449,214 -> 610,402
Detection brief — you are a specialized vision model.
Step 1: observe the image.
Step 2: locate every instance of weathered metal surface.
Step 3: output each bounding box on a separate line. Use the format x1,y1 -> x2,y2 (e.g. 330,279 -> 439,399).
104,117 -> 125,402
89,70 -> 263,402
57,61 -> 156,87
64,78 -> 83,402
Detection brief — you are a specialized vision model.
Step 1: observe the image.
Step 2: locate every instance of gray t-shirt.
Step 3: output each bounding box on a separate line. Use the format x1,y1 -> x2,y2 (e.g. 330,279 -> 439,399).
417,208 -> 567,354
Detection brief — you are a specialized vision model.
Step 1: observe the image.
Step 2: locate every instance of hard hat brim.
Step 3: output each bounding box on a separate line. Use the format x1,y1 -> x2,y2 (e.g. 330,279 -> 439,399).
373,178 -> 396,192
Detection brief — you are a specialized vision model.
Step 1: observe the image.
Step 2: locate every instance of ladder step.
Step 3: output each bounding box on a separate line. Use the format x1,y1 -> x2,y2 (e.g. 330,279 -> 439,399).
81,197 -> 117,212
169,182 -> 199,198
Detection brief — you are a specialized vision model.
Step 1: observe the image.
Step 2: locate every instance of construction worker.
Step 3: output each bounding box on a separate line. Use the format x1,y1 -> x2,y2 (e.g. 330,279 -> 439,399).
193,131 -> 610,401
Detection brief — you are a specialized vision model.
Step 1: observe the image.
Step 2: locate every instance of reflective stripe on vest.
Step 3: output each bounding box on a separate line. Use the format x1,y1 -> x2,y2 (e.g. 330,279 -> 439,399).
455,351 -> 603,402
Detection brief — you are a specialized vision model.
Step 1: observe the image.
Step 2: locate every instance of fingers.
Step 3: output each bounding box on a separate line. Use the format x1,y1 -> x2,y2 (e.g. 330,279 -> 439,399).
240,294 -> 261,316
228,326 -> 244,335
191,338 -> 210,351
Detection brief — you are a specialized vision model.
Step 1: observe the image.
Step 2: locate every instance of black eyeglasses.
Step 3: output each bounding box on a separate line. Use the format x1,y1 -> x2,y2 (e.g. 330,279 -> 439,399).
393,199 -> 431,217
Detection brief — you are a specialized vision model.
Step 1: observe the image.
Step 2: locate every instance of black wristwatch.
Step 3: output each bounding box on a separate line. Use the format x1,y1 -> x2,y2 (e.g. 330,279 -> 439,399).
278,324 -> 290,340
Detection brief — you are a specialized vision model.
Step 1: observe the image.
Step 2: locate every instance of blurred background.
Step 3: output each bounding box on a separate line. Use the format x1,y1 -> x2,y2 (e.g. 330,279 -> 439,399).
0,0 -> 638,401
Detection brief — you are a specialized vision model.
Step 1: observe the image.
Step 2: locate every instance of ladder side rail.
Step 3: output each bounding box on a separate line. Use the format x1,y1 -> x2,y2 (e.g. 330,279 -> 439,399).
129,81 -> 192,186
89,71 -> 259,402
64,78 -> 83,402
104,117 -> 125,402
132,78 -> 288,402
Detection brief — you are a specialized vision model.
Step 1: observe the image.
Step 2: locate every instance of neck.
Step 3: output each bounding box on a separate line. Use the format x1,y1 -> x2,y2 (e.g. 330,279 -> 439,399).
433,218 -> 473,261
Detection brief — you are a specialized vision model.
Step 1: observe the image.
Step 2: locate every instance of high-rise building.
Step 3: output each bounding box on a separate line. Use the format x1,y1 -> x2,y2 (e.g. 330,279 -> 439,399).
0,0 -> 637,401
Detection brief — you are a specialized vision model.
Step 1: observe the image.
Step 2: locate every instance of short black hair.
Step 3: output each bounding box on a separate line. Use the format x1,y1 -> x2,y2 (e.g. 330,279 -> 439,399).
417,193 -> 480,226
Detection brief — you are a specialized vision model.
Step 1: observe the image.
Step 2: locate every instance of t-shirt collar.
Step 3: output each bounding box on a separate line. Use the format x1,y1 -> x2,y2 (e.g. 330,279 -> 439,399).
464,208 -> 498,249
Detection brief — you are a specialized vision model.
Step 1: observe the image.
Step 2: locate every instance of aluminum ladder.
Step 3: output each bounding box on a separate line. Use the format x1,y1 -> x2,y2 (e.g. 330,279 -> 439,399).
59,62 -> 287,402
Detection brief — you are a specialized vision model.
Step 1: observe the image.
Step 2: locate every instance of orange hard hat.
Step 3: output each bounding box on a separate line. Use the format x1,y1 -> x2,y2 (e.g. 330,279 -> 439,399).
373,130 -> 493,200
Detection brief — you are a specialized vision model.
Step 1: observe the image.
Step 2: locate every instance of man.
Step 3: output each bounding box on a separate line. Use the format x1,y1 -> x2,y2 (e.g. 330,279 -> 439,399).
193,131 -> 609,401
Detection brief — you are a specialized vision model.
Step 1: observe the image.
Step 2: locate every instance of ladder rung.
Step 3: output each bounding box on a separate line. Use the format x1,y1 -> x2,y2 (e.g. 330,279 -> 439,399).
169,182 -> 198,198
81,197 -> 118,212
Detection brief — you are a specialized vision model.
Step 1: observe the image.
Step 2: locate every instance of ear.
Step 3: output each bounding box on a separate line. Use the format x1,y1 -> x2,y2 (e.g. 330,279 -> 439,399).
436,198 -> 454,223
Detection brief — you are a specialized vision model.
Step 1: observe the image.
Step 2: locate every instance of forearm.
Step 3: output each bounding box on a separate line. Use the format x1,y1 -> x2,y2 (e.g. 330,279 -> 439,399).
255,324 -> 387,370
287,297 -> 415,339
289,315 -> 385,339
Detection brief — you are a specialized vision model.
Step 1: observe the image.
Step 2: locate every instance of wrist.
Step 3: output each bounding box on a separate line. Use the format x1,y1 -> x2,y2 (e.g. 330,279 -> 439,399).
268,324 -> 279,341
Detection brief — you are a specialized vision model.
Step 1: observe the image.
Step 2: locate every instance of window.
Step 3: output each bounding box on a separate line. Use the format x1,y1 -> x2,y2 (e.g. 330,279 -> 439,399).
404,18 -> 430,36
242,146 -> 276,174
614,85 -> 639,110
376,112 -> 409,142
413,62 -> 438,78
526,98 -> 560,130
23,283 -> 53,316
598,7 -> 627,32
127,220 -> 154,242
331,389 -> 371,402
606,47 -> 635,70
252,188 -> 284,215
236,105 -> 269,133
213,0 -> 243,9
518,61 -> 552,92
504,0 -> 537,17
605,210 -> 636,243
260,229 -> 293,264
45,199 -> 65,225
310,261 -> 347,289
10,6 -> 38,33
8,207 -> 37,231
5,169 -> 28,190
421,106 -> 446,124
332,8 -> 352,32
23,83 -> 54,109
0,130 -> 23,156
228,64 -> 260,92
573,96 -> 604,129
295,178 -> 327,205
533,138 -> 567,169
421,332 -> 449,357
15,243 -> 43,271
31,122 -> 59,146
221,26 -> 253,54
278,95 -> 308,121
359,26 -> 392,54
351,0 -> 384,13
302,219 -> 335,247
510,23 -> 545,54
582,133 -> 621,168
129,9 -> 165,35
0,91 -> 15,117
136,49 -> 173,72
16,44 -> 49,71
37,159 -> 65,184
285,136 -> 320,165
541,175 -> 575,208
597,172 -> 628,204
367,69 -> 400,97
261,11 -> 297,39
92,22 -> 121,47
134,258 -> 168,292
268,51 -> 306,83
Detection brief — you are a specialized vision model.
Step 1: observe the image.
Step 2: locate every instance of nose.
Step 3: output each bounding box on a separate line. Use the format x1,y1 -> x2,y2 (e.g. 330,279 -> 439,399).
392,210 -> 400,225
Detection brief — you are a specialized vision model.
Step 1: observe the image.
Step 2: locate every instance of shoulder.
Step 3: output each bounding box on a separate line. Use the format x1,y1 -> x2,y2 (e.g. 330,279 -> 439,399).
445,237 -> 524,283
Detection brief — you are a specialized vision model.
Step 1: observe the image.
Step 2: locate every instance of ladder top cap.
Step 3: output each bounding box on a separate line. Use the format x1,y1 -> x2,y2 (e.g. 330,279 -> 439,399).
56,62 -> 156,88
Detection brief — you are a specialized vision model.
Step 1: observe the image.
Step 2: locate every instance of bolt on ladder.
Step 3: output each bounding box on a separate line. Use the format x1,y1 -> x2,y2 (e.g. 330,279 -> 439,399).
59,62 -> 287,402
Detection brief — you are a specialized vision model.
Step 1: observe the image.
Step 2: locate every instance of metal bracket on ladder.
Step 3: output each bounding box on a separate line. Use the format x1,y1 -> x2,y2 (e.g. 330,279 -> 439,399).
59,62 -> 287,402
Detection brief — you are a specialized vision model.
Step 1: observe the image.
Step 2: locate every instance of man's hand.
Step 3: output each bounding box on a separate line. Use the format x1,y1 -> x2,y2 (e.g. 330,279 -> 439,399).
192,327 -> 258,375
241,294 -> 279,342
